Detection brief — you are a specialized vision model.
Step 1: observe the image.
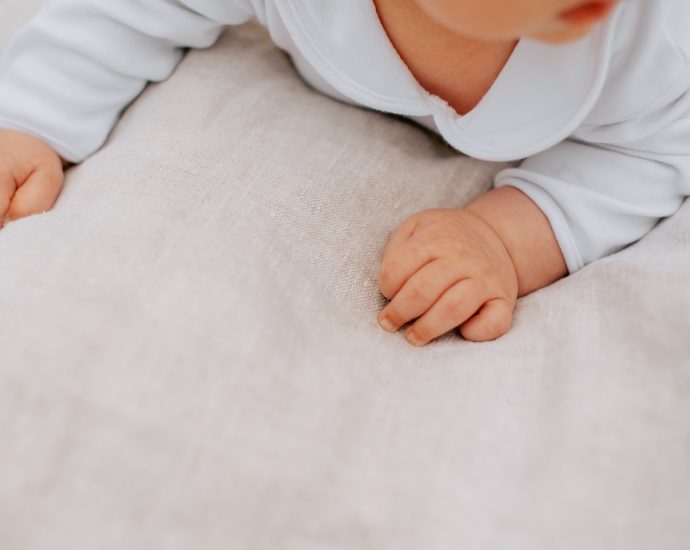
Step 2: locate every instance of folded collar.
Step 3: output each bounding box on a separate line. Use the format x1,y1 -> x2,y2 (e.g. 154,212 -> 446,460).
276,0 -> 624,160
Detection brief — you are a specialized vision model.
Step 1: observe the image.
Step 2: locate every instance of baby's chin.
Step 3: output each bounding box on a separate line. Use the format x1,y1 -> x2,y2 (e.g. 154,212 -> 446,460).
527,22 -> 598,44
433,19 -> 598,46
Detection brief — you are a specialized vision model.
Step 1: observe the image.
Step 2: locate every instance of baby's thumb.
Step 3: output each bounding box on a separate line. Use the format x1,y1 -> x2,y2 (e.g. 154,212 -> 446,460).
3,164 -> 64,225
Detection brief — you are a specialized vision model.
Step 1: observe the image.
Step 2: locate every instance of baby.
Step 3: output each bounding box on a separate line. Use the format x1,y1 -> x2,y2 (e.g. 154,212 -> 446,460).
0,0 -> 688,346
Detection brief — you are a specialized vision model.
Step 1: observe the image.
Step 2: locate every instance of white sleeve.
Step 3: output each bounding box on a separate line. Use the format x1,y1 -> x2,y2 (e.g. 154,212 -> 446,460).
493,86 -> 690,274
0,0 -> 255,162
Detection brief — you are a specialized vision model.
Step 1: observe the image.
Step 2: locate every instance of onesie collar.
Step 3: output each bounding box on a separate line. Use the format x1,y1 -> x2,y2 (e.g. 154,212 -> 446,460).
276,0 -> 624,161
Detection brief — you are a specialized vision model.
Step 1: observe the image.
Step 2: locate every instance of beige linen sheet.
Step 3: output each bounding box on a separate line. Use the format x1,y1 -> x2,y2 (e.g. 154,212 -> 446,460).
1,3 -> 689,548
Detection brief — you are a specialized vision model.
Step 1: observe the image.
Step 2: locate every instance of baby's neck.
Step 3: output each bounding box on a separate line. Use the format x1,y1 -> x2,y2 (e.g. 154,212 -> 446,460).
373,0 -> 519,115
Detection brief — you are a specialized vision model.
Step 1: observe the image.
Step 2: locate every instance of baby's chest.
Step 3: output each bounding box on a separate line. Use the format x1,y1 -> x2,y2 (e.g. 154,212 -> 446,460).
396,44 -> 516,117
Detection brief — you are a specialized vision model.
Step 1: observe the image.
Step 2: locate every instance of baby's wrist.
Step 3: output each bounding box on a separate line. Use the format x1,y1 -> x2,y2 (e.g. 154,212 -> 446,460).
463,187 -> 568,297
460,207 -> 519,281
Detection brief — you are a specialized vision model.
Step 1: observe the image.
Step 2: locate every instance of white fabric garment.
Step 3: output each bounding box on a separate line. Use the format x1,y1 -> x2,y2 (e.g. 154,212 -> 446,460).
0,0 -> 688,274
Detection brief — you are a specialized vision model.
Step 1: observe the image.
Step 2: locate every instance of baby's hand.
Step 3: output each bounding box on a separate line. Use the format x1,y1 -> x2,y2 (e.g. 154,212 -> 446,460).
0,128 -> 65,228
377,208 -> 519,346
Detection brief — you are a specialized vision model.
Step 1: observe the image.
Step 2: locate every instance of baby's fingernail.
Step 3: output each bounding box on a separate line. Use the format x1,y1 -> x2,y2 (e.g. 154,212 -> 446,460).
405,329 -> 424,347
378,315 -> 397,333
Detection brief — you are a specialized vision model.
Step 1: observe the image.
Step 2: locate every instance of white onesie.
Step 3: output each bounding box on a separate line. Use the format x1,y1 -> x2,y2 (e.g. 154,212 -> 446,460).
0,0 -> 688,274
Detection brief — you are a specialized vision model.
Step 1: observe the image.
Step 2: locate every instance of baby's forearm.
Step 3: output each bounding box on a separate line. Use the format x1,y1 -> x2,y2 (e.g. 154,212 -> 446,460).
464,186 -> 568,297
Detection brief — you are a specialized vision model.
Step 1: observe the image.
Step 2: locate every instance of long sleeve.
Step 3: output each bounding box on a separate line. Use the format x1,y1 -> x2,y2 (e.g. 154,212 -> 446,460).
0,0 -> 256,162
493,82 -> 690,274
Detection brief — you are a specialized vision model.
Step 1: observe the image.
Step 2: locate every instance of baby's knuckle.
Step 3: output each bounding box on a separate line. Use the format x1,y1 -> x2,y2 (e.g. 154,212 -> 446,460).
468,276 -> 487,295
440,294 -> 464,317
377,280 -> 392,301
378,271 -> 399,300
427,229 -> 453,248
406,277 -> 430,302
378,262 -> 394,284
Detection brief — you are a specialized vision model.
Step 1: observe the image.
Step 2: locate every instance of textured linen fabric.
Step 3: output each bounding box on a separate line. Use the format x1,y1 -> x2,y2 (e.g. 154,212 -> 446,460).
1,2 -> 690,549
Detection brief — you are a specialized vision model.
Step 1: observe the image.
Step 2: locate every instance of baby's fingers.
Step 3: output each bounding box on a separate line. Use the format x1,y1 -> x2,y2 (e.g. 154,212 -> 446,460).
403,278 -> 487,346
378,240 -> 435,301
0,166 -> 16,227
382,214 -> 418,259
3,165 -> 63,225
458,298 -> 515,343
378,259 -> 463,332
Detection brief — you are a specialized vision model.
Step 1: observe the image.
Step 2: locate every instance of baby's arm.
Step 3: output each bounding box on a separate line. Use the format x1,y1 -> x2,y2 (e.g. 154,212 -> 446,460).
0,0 -> 255,224
463,186 -> 568,296
379,80 -> 690,346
